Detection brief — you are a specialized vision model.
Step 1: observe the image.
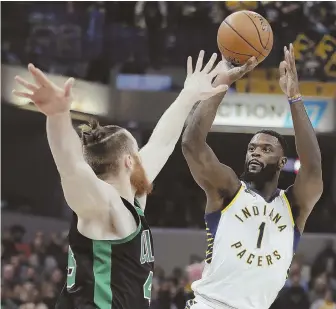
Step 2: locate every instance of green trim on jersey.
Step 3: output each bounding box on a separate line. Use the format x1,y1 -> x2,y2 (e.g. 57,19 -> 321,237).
109,221 -> 142,245
135,207 -> 145,216
134,199 -> 144,216
93,241 -> 113,308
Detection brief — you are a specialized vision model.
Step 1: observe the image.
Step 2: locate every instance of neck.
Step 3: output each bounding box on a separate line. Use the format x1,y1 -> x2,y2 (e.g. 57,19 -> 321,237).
247,178 -> 279,202
103,173 -> 135,205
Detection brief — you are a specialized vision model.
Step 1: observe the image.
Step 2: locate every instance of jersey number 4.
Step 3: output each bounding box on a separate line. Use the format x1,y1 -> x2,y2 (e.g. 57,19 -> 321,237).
256,222 -> 266,249
143,271 -> 153,303
140,230 -> 154,302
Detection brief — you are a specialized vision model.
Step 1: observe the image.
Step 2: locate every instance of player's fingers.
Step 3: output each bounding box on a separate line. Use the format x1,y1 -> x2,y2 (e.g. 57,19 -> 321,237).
195,50 -> 205,72
221,55 -> 233,71
284,48 -> 294,75
279,61 -> 287,77
64,77 -> 75,98
284,47 -> 293,70
28,63 -> 52,87
212,84 -> 228,94
284,47 -> 290,64
187,56 -> 193,76
203,53 -> 218,73
284,46 -> 289,62
285,47 -> 295,75
242,57 -> 258,73
14,76 -> 39,92
12,90 -> 33,99
209,60 -> 224,79
289,43 -> 297,71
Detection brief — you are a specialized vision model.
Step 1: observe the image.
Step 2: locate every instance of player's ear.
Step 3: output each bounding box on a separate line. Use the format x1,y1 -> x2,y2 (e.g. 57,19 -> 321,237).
278,157 -> 287,170
125,154 -> 133,170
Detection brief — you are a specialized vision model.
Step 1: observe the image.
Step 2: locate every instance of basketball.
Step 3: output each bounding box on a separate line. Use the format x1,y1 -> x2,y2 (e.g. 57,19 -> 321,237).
217,10 -> 273,66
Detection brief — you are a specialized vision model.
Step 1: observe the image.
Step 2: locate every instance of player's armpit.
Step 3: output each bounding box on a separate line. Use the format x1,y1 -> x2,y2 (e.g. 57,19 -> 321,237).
61,162 -> 122,219
290,168 -> 323,233
182,142 -> 240,211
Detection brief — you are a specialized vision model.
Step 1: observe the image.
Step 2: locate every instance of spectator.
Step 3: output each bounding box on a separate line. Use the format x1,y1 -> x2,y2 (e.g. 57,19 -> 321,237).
278,273 -> 310,309
2,264 -> 17,288
2,228 -> 18,261
285,260 -> 309,292
135,1 -> 168,69
311,241 -> 336,282
310,289 -> 336,309
155,278 -> 174,309
310,274 -> 329,304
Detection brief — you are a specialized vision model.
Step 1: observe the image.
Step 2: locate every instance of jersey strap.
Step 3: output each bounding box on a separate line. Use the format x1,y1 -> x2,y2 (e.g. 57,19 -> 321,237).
204,183 -> 244,264
281,190 -> 301,253
204,211 -> 221,264
221,184 -> 244,215
111,198 -> 142,244
281,192 -> 295,227
134,198 -> 145,216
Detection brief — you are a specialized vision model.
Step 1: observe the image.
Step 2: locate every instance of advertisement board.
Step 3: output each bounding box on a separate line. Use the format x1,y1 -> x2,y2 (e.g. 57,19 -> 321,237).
213,93 -> 335,134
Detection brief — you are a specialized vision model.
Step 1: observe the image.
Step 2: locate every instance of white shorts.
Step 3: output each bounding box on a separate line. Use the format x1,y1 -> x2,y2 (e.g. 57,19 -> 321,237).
186,296 -> 237,309
186,299 -> 213,309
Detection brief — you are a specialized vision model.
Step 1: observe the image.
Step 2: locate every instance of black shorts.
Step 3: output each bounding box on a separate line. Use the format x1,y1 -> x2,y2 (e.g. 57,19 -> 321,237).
55,285 -> 98,309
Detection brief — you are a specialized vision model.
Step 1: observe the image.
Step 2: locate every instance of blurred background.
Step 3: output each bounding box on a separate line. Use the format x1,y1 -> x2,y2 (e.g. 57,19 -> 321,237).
1,1 -> 336,309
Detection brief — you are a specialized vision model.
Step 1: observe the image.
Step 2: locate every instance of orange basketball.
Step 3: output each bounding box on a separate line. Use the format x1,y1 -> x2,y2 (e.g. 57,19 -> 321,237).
217,10 -> 273,66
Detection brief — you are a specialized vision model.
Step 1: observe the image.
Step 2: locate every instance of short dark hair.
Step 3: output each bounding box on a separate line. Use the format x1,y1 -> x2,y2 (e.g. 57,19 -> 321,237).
79,120 -> 133,176
254,129 -> 288,156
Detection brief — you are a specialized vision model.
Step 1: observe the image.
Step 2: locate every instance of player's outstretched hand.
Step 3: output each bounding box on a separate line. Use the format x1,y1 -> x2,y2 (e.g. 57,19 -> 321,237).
218,56 -> 258,86
183,50 -> 229,101
279,43 -> 300,97
12,64 -> 75,116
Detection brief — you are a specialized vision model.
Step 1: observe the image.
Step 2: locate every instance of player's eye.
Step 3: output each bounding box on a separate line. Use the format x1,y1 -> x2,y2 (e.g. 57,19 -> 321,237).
263,147 -> 271,153
248,146 -> 255,152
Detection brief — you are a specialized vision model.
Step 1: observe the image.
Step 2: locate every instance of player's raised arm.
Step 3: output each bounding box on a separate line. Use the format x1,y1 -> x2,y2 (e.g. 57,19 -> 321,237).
139,50 -> 228,184
12,64 -> 120,218
182,57 -> 257,212
279,44 -> 323,233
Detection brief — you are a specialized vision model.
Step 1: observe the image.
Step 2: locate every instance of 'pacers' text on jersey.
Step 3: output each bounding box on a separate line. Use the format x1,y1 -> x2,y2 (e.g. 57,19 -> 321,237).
192,182 -> 300,309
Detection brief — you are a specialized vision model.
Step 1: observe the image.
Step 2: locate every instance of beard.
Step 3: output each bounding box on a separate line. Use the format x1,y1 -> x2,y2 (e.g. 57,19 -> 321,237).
130,156 -> 153,196
241,162 -> 279,186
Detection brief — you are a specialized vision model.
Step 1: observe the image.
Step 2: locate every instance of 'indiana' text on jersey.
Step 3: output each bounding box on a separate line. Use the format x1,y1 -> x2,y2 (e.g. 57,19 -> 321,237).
193,182 -> 301,309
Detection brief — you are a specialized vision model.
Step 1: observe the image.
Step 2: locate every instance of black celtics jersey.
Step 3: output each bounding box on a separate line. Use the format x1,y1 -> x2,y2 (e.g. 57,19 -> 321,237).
56,198 -> 154,309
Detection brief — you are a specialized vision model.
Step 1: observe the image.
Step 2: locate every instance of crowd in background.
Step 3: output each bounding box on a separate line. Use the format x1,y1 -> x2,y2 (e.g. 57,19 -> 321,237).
2,1 -> 336,82
2,227 -> 336,309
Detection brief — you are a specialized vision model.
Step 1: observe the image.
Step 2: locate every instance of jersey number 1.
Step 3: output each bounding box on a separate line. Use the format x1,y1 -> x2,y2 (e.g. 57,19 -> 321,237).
257,222 -> 266,249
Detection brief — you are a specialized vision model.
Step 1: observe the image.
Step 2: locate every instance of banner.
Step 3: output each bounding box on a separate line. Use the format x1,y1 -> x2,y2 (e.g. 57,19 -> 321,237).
213,94 -> 335,133
294,32 -> 336,80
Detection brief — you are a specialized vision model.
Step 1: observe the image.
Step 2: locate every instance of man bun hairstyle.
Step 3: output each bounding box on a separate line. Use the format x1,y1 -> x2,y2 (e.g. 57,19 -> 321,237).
79,119 -> 133,176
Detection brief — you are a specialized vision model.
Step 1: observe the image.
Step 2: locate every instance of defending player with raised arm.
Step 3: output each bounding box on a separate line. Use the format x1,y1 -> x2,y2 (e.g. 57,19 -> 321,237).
12,50 -> 228,309
182,45 -> 323,309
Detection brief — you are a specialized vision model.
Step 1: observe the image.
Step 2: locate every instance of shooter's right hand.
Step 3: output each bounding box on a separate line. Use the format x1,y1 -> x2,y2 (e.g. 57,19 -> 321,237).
216,56 -> 258,87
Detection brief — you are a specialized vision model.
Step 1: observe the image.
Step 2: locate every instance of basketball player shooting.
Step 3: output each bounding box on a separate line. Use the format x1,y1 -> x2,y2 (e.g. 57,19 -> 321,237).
12,51 -> 231,309
182,44 -> 323,309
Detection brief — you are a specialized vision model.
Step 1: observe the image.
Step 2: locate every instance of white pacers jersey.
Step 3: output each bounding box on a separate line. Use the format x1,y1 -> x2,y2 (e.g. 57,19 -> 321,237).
192,181 -> 300,309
